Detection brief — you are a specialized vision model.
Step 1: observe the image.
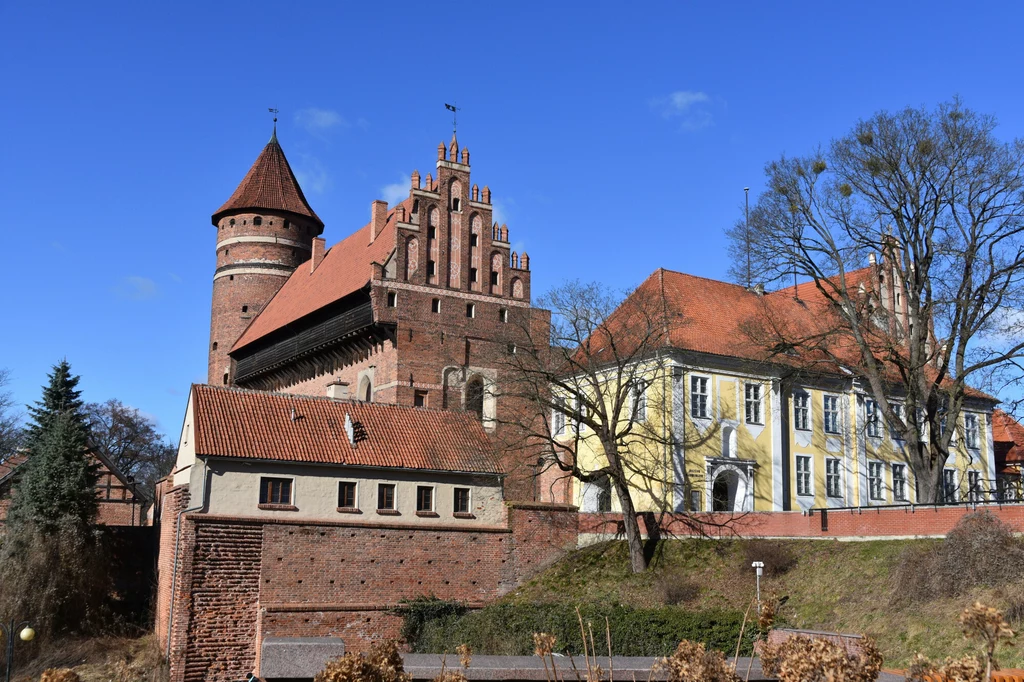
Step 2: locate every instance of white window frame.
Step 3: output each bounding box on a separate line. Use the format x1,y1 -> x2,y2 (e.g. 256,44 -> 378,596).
690,374 -> 711,420
631,380 -> 648,423
415,484 -> 436,513
865,399 -> 881,439
890,403 -> 906,441
453,486 -> 472,515
744,382 -> 763,425
573,394 -> 587,433
942,468 -> 958,503
867,461 -> 884,501
964,413 -> 980,450
793,390 -> 811,432
825,457 -> 843,498
377,482 -> 397,510
552,396 -> 566,436
795,455 -> 813,497
259,476 -> 296,507
967,470 -> 982,502
891,463 -> 908,502
823,395 -> 841,435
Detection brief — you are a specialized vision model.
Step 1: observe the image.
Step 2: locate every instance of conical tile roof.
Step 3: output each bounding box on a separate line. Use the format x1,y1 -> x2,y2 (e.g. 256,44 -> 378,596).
211,133 -> 323,227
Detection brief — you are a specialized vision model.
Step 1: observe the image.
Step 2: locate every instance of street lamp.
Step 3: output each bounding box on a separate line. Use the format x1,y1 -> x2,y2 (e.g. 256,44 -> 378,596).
1,620 -> 35,682
751,561 -> 764,612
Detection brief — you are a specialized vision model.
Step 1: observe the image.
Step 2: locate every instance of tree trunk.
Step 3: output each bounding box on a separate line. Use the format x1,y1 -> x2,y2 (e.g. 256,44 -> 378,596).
912,442 -> 944,504
612,477 -> 648,573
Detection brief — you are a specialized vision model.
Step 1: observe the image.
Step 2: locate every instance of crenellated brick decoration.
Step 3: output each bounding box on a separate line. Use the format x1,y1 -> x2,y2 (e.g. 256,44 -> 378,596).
159,501 -> 578,682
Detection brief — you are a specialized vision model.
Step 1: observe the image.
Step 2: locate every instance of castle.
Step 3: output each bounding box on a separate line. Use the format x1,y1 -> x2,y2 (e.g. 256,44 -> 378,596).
156,128 -> 1024,682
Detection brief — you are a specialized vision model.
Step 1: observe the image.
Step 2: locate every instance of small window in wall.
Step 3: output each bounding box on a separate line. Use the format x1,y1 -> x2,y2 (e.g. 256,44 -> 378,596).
868,461 -> 884,500
466,303 -> 475,318
223,373 -> 229,385
793,391 -> 810,431
386,291 -> 397,307
224,248 -> 229,257
892,464 -> 908,501
427,260 -> 436,276
338,482 -> 357,510
965,413 -> 980,449
241,305 -> 248,313
416,486 -> 434,512
454,487 -> 471,514
470,268 -> 478,283
283,219 -> 290,229
825,458 -> 842,498
211,342 -> 218,351
552,397 -> 566,436
412,199 -> 419,214
744,383 -> 762,424
596,476 -> 612,512
431,298 -> 441,314
253,216 -> 262,226
229,219 -> 236,226
427,226 -> 436,239
943,469 -> 957,503
414,390 -> 428,408
631,380 -> 647,422
796,455 -> 812,496
866,399 -> 881,438
890,404 -> 906,440
378,483 -> 396,511
499,308 -> 508,323
466,376 -> 484,420
690,376 -> 709,419
823,395 -> 840,434
967,470 -> 982,502
470,233 -> 479,247
259,477 -> 292,506
452,197 -> 461,212
490,271 -> 499,286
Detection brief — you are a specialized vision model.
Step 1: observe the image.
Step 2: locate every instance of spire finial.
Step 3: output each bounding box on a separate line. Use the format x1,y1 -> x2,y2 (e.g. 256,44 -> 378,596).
268,107 -> 279,142
445,102 -> 460,138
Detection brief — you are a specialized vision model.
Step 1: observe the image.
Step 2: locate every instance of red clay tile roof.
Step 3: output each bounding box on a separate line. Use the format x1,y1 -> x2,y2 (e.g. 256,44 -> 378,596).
212,135 -> 323,228
993,409 -> 1024,465
0,453 -> 27,485
189,384 -> 502,474
231,199 -> 406,351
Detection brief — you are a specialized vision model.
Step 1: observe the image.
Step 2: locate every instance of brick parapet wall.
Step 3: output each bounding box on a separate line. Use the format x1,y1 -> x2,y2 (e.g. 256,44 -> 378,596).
156,484 -> 188,659
163,504 -> 578,682
578,503 -> 1024,541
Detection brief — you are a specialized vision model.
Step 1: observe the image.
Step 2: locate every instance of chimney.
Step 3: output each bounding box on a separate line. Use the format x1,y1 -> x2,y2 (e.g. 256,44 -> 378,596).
869,253 -> 877,266
311,237 -> 326,272
326,381 -> 350,400
370,200 -> 388,243
753,283 -> 765,296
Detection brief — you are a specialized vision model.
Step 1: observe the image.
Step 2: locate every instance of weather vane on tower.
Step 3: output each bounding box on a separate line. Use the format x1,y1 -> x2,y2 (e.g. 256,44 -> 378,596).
445,102 -> 460,136
268,107 -> 279,136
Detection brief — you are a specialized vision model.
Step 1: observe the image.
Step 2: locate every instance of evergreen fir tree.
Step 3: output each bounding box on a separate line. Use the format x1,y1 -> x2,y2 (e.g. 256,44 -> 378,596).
7,360 -> 98,532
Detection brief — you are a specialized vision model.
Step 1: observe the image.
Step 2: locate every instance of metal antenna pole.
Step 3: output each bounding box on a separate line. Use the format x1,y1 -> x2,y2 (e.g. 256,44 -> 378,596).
744,187 -> 751,288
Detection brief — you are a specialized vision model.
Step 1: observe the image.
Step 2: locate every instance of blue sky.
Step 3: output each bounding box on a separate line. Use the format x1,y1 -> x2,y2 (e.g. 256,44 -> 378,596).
3,0 -> 1023,440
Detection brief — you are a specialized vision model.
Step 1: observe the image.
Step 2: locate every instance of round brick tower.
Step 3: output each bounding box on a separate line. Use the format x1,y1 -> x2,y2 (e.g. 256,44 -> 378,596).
208,129 -> 324,384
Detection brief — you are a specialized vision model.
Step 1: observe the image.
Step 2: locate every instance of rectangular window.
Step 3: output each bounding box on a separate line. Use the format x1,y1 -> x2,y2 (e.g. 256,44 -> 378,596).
965,414 -> 980,449
453,487 -> 471,514
796,455 -> 812,497
967,470 -> 982,502
943,469 -> 957,503
866,400 -> 881,438
338,482 -> 357,509
378,483 -> 396,510
868,462 -> 884,500
823,395 -> 840,434
470,233 -> 479,247
892,464 -> 908,502
689,489 -> 702,512
825,458 -> 842,498
414,390 -> 428,408
553,397 -> 566,436
596,478 -> 612,513
793,391 -> 810,431
470,267 -> 478,283
490,271 -> 499,286
386,291 -> 397,307
416,486 -> 434,512
573,394 -> 587,433
427,260 -> 436,276
745,383 -> 762,424
466,303 -> 475,318
499,308 -> 508,323
690,376 -> 709,419
632,381 -> 647,422
259,477 -> 292,506
890,404 -> 905,441
431,298 -> 441,314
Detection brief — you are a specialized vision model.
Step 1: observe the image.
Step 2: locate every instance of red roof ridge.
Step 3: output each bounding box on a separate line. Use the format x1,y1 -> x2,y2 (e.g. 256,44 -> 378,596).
192,383 -> 467,415
656,267 -> 756,292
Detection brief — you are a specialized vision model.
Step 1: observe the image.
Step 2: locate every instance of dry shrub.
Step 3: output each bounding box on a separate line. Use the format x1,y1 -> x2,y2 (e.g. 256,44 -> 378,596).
759,635 -> 882,682
960,602 -> 1015,677
658,640 -> 739,682
741,540 -> 796,578
893,512 -> 1024,603
905,653 -> 985,682
40,669 -> 81,682
314,642 -> 410,682
655,570 -> 701,606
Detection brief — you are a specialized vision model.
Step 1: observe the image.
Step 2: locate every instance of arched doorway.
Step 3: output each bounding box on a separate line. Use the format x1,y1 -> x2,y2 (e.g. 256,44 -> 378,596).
712,470 -> 740,511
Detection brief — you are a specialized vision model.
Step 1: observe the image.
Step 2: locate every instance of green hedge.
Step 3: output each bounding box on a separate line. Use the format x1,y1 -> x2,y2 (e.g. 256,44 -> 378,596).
400,600 -> 755,657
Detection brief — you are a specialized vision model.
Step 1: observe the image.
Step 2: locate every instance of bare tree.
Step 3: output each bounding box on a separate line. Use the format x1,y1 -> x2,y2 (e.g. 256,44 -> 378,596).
496,280 -> 715,573
0,369 -> 23,464
730,99 -> 1024,503
85,399 -> 176,493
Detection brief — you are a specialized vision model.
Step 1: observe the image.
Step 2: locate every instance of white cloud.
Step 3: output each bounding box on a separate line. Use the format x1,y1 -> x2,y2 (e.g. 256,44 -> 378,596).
650,90 -> 715,131
380,175 -> 411,207
295,155 -> 330,194
115,276 -> 158,300
295,108 -> 348,136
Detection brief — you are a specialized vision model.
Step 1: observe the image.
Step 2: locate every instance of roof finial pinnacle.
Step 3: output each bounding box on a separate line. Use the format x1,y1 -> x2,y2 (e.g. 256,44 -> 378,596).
268,107 -> 279,143
445,102 -> 460,140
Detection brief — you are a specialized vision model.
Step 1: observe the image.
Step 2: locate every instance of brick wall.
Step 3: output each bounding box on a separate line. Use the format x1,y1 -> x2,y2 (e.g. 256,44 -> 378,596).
156,484 -> 188,656
163,504 -> 577,682
578,503 -> 1024,540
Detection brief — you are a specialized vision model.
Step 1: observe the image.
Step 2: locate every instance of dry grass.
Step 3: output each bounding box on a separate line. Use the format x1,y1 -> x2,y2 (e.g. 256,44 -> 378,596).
9,635 -> 165,682
507,538 -> 1024,668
